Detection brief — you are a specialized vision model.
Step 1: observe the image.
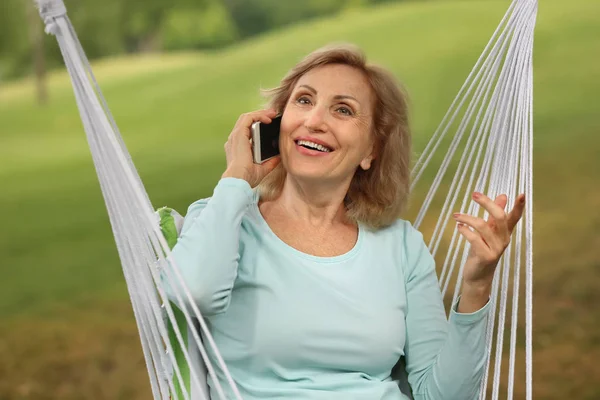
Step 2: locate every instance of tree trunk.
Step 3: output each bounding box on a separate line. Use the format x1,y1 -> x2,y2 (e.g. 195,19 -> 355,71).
27,1 -> 48,105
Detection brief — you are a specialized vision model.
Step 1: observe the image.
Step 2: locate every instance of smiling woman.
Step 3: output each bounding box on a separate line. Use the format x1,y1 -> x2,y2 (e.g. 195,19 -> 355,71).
167,43 -> 526,400
258,45 -> 411,230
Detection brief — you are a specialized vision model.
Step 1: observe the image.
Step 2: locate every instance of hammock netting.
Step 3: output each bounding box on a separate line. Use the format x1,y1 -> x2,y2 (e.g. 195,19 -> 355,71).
35,0 -> 537,398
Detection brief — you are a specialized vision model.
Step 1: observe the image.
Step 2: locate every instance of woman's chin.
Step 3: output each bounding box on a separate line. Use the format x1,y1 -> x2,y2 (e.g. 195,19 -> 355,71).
283,155 -> 347,184
286,167 -> 332,183
285,164 -> 347,185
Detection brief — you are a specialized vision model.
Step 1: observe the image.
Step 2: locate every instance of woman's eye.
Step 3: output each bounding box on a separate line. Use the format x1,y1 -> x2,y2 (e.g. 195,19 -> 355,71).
337,106 -> 353,116
297,96 -> 311,105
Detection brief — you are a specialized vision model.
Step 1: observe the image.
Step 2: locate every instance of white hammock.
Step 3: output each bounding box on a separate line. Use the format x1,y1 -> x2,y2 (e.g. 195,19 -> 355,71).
35,0 -> 536,398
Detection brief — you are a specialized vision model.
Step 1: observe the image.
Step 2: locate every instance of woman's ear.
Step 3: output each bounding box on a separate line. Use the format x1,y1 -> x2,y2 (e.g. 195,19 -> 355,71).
360,140 -> 377,171
360,156 -> 373,171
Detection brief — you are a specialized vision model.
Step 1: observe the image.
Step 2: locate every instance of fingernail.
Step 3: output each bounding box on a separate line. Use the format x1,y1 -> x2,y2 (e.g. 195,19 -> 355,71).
520,195 -> 525,203
453,213 -> 460,219
473,192 -> 482,200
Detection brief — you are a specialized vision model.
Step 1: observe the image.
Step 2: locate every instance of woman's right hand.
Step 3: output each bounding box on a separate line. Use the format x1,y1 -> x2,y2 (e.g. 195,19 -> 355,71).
221,109 -> 281,187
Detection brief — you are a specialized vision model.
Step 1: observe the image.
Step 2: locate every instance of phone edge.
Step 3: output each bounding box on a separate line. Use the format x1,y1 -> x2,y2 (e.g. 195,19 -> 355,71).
251,121 -> 261,164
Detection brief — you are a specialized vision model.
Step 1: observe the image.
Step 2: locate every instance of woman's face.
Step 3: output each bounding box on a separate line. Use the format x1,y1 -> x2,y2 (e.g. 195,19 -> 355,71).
279,64 -> 376,185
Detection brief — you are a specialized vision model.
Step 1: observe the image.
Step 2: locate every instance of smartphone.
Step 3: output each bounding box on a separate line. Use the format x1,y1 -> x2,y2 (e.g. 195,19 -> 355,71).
251,115 -> 282,164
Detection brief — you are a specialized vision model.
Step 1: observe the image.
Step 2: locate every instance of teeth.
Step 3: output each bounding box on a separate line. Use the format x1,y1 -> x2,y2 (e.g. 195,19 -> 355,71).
297,140 -> 331,153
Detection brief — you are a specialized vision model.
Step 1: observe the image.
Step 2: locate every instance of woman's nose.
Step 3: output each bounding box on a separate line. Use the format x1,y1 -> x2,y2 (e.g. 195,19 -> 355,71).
304,107 -> 328,133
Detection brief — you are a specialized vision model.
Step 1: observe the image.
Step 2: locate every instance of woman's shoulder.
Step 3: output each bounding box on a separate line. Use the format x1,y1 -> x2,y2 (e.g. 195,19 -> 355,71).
176,178 -> 257,236
371,217 -> 423,244
363,218 -> 420,255
367,218 -> 431,275
184,178 -> 256,212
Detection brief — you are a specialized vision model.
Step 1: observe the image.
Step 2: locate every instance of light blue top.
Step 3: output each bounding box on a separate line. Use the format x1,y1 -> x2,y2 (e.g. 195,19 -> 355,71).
169,177 -> 491,400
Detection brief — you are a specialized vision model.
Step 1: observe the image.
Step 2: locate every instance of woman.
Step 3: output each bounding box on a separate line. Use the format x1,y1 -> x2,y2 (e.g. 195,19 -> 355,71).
170,44 -> 525,400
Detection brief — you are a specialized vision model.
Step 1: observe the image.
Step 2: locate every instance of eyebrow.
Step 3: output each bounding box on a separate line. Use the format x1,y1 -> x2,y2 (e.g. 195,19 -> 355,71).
299,84 -> 359,103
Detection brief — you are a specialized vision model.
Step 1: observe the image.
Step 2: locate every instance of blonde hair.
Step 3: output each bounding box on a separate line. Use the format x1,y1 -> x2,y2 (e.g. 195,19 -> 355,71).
258,43 -> 411,230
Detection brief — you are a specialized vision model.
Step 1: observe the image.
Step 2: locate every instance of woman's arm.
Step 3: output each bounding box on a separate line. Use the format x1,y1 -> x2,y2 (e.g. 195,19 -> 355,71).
164,177 -> 254,316
402,222 -> 491,400
163,108 -> 281,315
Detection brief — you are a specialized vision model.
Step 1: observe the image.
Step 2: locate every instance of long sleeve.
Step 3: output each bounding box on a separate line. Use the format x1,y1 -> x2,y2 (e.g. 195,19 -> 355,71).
403,222 -> 491,400
165,177 -> 254,316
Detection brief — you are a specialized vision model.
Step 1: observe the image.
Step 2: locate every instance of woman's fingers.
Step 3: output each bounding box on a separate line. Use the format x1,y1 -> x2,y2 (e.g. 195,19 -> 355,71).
229,109 -> 275,141
227,109 -> 277,156
490,194 -> 508,230
457,193 -> 526,284
507,193 -> 526,231
234,109 -> 278,135
223,109 -> 280,186
453,213 -> 501,250
457,223 -> 487,249
258,156 -> 281,175
472,192 -> 509,233
471,192 -> 526,234
454,192 -> 526,252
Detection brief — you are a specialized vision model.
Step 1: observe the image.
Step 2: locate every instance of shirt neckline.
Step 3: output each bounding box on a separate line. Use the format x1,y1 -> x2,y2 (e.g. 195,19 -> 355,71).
250,190 -> 364,264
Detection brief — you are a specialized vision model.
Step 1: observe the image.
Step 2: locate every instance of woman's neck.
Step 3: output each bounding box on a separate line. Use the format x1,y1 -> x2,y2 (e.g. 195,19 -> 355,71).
271,175 -> 352,228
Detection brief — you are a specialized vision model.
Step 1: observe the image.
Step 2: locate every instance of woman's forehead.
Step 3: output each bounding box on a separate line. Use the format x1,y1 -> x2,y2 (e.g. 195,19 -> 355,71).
295,65 -> 372,100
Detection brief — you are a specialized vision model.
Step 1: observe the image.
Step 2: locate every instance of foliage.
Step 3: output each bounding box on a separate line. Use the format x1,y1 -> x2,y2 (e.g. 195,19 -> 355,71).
0,0 -> 404,82
162,2 -> 239,50
221,0 -> 348,38
0,0 -> 36,80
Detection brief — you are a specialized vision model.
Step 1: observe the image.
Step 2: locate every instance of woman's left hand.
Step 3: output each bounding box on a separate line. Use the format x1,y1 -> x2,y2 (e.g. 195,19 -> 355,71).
453,192 -> 526,290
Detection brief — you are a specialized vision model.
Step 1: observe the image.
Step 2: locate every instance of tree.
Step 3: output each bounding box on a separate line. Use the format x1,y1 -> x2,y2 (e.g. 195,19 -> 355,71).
221,0 -> 347,39
27,0 -> 47,105
0,0 -> 28,82
162,1 -> 238,50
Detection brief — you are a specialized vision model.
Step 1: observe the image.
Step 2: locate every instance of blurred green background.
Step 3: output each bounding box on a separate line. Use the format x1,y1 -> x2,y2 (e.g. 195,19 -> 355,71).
1,0 -> 599,398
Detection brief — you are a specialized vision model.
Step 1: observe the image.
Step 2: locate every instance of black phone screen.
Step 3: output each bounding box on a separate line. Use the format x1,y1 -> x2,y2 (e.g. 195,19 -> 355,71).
259,115 -> 282,161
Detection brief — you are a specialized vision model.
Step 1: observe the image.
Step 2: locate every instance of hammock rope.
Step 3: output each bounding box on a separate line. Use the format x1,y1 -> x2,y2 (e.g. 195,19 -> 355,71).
35,0 -> 537,398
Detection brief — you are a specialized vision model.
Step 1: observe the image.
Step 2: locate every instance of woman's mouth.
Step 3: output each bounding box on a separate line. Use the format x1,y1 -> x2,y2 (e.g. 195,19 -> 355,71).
294,139 -> 333,156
